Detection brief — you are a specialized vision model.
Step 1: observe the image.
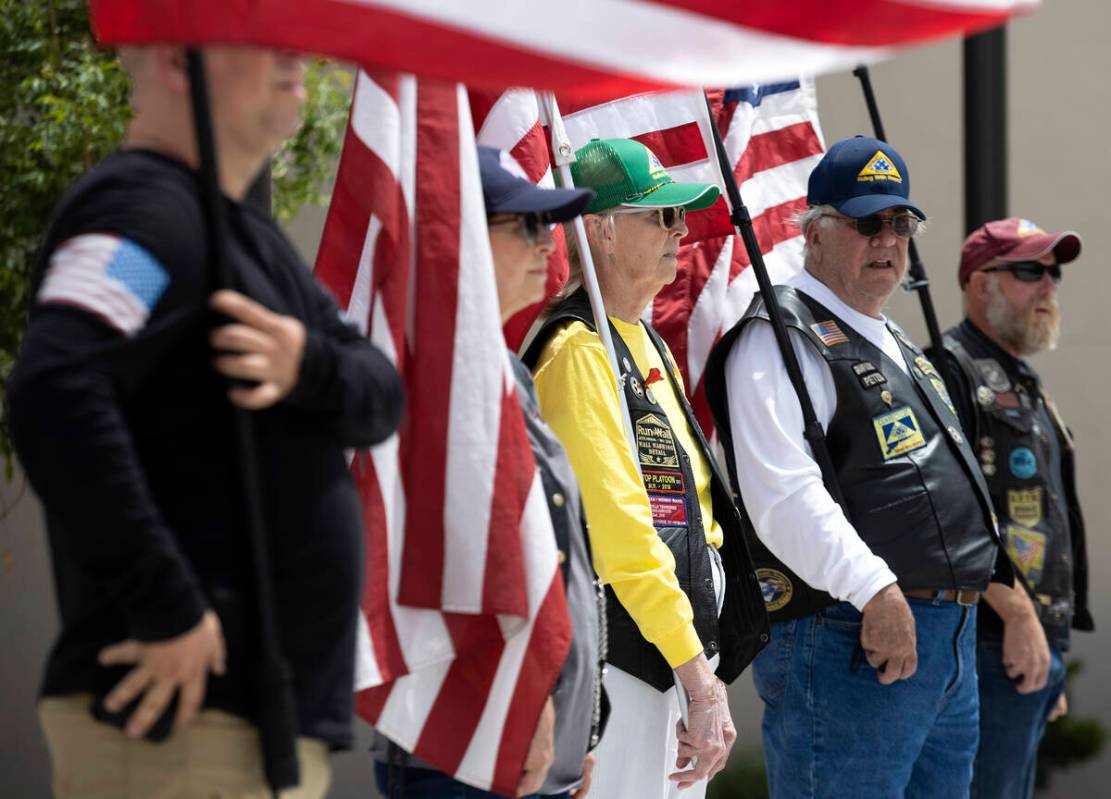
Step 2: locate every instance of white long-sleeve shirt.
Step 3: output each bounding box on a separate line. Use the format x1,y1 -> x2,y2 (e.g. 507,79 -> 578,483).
723,269 -> 909,611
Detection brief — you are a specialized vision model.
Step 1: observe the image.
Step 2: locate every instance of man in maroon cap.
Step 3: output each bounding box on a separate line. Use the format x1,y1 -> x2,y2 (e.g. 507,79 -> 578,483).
939,217 -> 1093,798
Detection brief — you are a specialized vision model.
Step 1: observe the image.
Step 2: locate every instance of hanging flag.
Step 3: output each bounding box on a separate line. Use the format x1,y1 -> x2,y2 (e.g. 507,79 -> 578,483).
89,0 -> 1038,101
314,70 -> 571,795
557,89 -> 734,244
655,81 -> 826,436
470,88 -> 569,351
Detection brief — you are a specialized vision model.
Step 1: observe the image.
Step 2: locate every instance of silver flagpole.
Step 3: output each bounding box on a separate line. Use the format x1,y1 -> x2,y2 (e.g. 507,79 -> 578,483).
541,92 -> 692,730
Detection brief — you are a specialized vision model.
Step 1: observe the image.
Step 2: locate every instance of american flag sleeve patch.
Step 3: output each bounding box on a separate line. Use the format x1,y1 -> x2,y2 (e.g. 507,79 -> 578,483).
37,234 -> 170,336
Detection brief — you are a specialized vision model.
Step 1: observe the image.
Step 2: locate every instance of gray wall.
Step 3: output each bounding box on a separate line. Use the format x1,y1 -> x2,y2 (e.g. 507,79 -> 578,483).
3,2 -> 1109,795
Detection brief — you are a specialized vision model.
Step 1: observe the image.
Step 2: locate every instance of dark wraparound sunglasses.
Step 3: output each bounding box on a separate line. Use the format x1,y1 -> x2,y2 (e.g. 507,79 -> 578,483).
822,212 -> 921,238
981,261 -> 1062,284
488,212 -> 552,245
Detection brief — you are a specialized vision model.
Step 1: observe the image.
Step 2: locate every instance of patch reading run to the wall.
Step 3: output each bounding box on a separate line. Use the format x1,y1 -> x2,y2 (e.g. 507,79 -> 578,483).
636,413 -> 679,468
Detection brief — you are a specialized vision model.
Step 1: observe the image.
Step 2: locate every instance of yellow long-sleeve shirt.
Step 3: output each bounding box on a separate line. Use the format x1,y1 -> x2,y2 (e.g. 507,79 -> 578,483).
533,317 -> 722,668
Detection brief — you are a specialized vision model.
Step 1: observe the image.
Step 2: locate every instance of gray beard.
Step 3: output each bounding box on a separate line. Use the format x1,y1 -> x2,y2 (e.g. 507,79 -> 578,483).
985,286 -> 1060,355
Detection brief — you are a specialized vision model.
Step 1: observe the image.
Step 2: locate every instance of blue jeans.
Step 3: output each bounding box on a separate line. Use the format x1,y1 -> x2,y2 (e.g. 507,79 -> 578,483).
971,639 -> 1066,799
373,761 -> 568,799
753,598 -> 980,798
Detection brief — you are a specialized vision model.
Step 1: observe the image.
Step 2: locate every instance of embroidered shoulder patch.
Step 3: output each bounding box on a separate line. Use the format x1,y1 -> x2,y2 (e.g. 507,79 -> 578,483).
38,234 -> 170,336
810,320 -> 849,346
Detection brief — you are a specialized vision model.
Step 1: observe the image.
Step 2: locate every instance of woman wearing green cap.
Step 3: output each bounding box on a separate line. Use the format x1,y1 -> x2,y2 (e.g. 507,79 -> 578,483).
522,139 -> 767,799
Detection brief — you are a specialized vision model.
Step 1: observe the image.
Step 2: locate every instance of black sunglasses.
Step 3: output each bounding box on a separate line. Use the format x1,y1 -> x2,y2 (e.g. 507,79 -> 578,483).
823,212 -> 920,238
981,261 -> 1062,284
488,212 -> 551,245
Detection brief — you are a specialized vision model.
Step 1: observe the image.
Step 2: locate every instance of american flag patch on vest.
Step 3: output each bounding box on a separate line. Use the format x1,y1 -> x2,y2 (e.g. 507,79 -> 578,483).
810,320 -> 849,346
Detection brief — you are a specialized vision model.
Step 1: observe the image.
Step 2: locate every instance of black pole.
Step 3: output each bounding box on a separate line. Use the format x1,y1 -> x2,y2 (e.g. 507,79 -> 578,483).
185,50 -> 300,794
704,95 -> 845,507
851,65 -> 946,364
963,27 -> 1008,233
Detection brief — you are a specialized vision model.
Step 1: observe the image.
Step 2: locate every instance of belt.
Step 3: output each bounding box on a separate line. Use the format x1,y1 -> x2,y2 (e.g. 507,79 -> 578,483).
903,588 -> 981,606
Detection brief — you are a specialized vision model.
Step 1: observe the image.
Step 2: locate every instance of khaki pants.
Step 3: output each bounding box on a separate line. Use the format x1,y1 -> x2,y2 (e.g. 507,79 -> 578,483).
38,694 -> 332,799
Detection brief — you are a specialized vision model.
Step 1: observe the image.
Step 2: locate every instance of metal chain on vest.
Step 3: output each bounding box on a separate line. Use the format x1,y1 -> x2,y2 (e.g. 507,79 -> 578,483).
589,576 -> 607,749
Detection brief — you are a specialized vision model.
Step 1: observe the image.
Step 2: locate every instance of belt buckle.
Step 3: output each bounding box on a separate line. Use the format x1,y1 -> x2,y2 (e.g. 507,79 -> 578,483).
956,590 -> 977,607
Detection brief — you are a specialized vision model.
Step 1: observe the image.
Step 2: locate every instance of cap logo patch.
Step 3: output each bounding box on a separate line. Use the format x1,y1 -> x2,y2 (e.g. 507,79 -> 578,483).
857,150 -> 903,184
1016,218 -> 1045,237
498,150 -> 530,181
647,149 -> 668,181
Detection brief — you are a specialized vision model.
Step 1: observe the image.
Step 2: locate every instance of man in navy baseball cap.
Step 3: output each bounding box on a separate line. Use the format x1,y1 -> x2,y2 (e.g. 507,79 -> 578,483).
702,132 -> 1008,797
807,135 -> 926,221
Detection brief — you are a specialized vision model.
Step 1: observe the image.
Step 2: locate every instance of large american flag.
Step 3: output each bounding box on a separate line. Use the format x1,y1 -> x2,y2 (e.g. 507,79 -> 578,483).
314,71 -> 571,795
662,82 -> 826,435
91,0 -> 1037,101
473,83 -> 823,438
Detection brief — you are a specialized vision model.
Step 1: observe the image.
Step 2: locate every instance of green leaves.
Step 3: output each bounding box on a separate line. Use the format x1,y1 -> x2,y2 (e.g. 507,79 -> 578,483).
273,64 -> 352,221
0,1 -> 351,472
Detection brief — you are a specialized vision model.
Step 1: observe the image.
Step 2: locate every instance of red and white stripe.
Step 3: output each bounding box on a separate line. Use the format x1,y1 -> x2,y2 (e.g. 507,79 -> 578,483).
668,82 -> 826,435
91,0 -> 1037,101
314,70 -> 571,795
538,83 -> 823,437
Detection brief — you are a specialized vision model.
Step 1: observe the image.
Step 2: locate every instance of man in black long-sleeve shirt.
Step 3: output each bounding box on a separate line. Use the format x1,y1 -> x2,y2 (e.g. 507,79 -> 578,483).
8,45 -> 402,798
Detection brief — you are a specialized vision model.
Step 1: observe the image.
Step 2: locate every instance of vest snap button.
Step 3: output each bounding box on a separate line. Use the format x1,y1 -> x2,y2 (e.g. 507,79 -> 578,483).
552,492 -> 565,507
558,550 -> 567,564
706,641 -> 718,654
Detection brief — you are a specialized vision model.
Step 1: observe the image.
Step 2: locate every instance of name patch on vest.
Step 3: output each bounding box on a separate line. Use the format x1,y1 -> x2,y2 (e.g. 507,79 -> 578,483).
636,414 -> 680,468
1008,487 -> 1043,528
852,360 -> 887,389
872,405 -> 927,460
1006,524 -> 1047,583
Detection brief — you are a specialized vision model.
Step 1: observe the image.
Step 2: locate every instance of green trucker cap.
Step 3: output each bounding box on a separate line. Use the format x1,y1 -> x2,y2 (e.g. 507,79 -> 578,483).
570,138 -> 720,214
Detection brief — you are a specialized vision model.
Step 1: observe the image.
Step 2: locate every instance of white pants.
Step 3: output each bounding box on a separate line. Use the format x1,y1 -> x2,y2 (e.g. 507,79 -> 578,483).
589,547 -> 725,799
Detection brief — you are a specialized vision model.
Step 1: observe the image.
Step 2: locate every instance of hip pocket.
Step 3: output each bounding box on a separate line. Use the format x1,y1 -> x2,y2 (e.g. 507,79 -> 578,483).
752,621 -> 796,703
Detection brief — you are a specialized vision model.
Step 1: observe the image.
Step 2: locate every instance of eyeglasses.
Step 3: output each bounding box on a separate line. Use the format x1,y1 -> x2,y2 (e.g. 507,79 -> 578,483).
821,212 -> 921,238
610,206 -> 687,232
488,212 -> 552,245
981,261 -> 1062,284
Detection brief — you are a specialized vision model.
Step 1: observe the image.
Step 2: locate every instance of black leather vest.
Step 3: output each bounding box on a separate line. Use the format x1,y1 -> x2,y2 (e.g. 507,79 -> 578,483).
523,290 -> 769,692
704,287 -> 1002,622
941,321 -> 1094,647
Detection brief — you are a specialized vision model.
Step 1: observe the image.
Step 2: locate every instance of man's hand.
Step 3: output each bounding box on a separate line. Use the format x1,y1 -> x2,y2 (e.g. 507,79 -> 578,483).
517,697 -> 555,797
98,610 -> 226,738
1001,609 -> 1050,694
1048,692 -> 1068,722
670,655 -> 734,789
983,579 -> 1050,694
209,290 -> 306,410
570,752 -> 594,798
861,584 -> 917,685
